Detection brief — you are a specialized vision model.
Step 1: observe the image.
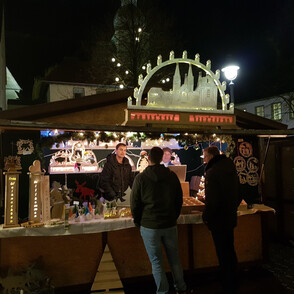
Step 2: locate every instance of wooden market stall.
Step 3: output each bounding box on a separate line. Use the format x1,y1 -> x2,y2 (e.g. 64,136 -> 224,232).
0,53 -> 292,292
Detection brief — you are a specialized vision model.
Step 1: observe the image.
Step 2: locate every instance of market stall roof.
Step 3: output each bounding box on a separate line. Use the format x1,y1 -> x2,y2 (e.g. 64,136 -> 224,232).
0,88 -> 291,135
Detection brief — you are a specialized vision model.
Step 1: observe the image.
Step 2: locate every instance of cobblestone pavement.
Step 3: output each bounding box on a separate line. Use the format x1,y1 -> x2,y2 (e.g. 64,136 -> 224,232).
262,240 -> 294,293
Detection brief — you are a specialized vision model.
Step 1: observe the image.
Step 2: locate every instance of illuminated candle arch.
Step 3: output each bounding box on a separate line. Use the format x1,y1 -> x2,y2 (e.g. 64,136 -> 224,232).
128,50 -> 230,111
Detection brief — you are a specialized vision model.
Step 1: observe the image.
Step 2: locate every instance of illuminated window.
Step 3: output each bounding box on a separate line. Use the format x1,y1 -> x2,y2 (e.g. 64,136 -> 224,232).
290,100 -> 294,119
73,87 -> 85,99
271,103 -> 282,120
255,105 -> 264,117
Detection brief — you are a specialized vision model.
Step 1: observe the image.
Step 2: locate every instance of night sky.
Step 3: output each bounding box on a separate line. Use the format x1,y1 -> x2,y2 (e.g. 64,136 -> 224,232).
4,0 -> 294,103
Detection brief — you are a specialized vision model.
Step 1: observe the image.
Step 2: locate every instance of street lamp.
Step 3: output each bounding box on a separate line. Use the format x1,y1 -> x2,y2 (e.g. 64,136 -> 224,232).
221,65 -> 239,106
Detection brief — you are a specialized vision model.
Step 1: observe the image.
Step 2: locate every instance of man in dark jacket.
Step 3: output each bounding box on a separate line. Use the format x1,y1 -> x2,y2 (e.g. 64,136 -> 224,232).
202,146 -> 239,294
100,143 -> 134,202
131,147 -> 187,294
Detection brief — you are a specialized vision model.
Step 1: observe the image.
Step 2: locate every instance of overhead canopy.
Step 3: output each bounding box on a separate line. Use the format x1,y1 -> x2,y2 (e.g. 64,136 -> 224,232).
0,88 -> 290,135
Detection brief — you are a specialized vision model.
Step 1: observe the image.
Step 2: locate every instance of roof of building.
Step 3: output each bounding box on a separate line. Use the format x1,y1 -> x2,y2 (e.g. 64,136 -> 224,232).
6,67 -> 21,100
0,88 -> 289,134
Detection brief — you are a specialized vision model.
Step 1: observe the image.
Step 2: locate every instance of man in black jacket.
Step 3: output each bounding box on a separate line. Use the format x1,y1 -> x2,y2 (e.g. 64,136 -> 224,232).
202,146 -> 239,294
131,147 -> 187,294
100,143 -> 134,202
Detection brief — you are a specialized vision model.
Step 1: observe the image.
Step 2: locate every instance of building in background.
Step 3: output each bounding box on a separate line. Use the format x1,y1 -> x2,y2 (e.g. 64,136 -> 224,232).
43,81 -> 121,103
236,93 -> 294,129
6,67 -> 21,100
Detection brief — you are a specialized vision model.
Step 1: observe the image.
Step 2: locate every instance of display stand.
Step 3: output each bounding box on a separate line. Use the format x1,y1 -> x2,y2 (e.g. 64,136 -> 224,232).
27,160 -> 45,223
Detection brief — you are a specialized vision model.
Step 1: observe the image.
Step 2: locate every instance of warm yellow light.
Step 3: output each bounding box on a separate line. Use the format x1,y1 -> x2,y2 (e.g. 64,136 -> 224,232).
115,77 -> 119,82
82,166 -> 98,172
119,84 -> 124,89
111,58 -> 115,62
138,27 -> 142,32
117,63 -> 121,67
126,132 -> 134,138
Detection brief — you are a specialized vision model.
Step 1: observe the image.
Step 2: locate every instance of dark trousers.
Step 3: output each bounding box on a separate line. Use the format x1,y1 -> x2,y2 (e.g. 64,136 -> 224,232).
211,229 -> 238,294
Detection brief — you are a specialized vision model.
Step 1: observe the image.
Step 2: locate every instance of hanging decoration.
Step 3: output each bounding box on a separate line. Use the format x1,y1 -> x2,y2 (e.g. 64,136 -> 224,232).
37,131 -> 234,153
234,141 -> 259,186
17,139 -> 34,155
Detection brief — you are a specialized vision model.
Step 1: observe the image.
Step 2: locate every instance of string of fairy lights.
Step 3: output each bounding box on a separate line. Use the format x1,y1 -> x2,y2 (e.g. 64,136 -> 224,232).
111,26 -> 149,88
37,130 -> 235,155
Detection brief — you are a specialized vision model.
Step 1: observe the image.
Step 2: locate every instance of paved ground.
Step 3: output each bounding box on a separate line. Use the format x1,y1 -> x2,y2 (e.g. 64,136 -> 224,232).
121,240 -> 294,294
262,240 -> 294,293
56,240 -> 294,294
122,267 -> 290,294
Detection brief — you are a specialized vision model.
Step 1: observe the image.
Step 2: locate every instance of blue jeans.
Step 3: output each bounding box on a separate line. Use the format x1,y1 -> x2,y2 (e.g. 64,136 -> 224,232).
140,226 -> 186,294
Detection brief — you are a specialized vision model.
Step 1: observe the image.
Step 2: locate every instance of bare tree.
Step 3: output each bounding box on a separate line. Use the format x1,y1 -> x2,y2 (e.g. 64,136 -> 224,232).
278,91 -> 294,117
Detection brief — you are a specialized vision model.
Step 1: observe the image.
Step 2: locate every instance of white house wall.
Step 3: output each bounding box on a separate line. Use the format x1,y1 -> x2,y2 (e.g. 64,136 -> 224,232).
236,96 -> 294,129
49,84 -> 99,102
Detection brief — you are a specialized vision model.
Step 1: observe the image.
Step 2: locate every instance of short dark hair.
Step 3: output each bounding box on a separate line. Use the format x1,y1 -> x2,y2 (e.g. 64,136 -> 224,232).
149,147 -> 164,164
116,143 -> 127,150
204,146 -> 220,157
162,147 -> 172,154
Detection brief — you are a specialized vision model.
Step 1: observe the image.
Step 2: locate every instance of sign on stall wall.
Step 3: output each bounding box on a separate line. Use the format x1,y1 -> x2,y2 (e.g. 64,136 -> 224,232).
234,139 -> 260,204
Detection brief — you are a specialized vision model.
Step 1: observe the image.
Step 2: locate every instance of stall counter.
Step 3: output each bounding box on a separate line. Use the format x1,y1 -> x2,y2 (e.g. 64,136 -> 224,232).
0,205 -> 274,290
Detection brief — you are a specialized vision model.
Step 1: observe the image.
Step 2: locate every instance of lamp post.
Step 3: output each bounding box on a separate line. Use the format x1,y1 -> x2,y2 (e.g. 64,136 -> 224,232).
221,65 -> 239,106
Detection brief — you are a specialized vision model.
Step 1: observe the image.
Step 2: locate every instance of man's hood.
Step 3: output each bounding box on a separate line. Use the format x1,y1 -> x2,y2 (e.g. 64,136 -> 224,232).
143,164 -> 172,182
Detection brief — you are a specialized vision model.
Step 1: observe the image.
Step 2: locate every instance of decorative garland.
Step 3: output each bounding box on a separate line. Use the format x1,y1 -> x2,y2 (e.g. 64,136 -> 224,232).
34,131 -> 235,158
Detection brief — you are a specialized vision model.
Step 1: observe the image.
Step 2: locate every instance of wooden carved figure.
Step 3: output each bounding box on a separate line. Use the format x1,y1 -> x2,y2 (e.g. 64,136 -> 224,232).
75,180 -> 95,201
